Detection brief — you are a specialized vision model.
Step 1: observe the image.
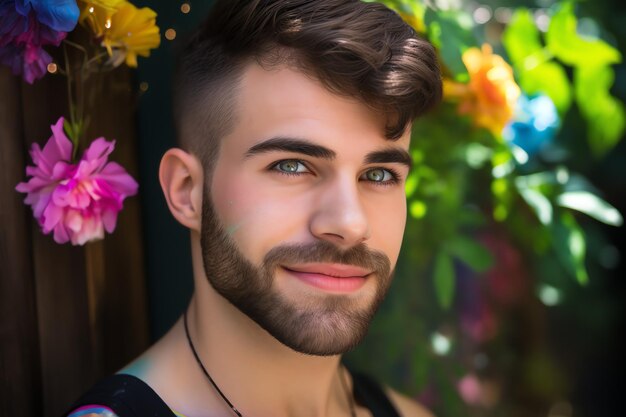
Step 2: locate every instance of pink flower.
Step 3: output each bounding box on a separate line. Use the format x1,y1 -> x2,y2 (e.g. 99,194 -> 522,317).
16,117 -> 138,245
457,373 -> 483,405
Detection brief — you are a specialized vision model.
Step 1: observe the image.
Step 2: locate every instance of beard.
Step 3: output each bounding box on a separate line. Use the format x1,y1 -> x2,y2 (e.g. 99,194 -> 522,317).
200,188 -> 393,356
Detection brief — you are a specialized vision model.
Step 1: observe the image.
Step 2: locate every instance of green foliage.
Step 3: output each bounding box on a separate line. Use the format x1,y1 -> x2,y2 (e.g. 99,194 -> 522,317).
425,8 -> 476,80
557,191 -> 623,226
502,2 -> 624,155
502,8 -> 573,114
444,235 -> 494,272
575,65 -> 626,156
551,212 -> 589,284
546,2 -> 621,68
434,251 -> 455,309
349,1 -> 625,416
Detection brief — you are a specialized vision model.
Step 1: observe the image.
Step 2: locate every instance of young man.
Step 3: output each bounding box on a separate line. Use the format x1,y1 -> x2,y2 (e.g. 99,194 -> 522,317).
66,0 -> 441,416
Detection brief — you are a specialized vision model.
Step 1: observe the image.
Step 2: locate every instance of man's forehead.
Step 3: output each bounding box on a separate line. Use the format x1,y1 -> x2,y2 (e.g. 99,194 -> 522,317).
226,62 -> 411,152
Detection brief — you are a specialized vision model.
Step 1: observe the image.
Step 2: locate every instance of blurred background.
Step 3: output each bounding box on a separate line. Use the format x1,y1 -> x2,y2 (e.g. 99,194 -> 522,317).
1,1 -> 624,416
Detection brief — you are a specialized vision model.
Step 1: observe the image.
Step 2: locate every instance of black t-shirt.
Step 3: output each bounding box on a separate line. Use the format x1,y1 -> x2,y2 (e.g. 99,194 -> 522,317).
64,372 -> 401,417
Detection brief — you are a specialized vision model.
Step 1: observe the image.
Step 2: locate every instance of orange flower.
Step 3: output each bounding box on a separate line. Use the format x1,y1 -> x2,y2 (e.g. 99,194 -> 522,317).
445,44 -> 521,136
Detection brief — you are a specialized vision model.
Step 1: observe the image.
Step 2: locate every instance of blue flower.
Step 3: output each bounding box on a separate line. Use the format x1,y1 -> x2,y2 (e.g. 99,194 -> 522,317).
13,0 -> 79,32
0,0 -> 74,83
503,94 -> 560,158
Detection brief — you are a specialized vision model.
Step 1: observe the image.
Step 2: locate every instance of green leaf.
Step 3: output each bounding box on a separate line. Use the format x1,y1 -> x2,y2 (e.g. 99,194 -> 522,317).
575,65 -> 626,156
502,9 -> 543,68
551,213 -> 589,285
425,8 -> 476,80
517,187 -> 553,225
444,235 -> 494,272
557,191 -> 623,226
519,61 -> 572,114
503,9 -> 572,113
546,2 -> 621,68
434,251 -> 455,309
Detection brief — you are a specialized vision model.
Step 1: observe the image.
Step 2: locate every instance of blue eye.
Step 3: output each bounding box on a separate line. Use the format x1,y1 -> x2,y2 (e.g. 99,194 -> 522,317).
362,168 -> 396,183
273,160 -> 308,174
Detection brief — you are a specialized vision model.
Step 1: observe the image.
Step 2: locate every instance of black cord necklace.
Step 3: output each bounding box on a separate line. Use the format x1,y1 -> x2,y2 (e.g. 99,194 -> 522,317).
183,309 -> 357,417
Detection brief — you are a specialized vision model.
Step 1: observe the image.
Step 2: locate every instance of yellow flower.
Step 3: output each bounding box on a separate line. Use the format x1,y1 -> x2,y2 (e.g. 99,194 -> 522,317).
86,2 -> 161,68
79,0 -> 125,34
445,44 -> 521,136
398,11 -> 425,33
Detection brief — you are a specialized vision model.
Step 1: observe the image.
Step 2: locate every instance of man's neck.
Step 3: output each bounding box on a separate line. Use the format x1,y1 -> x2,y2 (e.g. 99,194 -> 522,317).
147,235 -> 352,417
182,273 -> 349,417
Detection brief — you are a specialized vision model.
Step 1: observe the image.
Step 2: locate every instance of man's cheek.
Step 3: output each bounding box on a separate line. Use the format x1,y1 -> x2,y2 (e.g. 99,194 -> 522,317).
223,201 -> 303,258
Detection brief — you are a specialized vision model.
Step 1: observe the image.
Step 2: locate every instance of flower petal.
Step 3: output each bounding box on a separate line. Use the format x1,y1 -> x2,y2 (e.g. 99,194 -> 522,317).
17,0 -> 79,32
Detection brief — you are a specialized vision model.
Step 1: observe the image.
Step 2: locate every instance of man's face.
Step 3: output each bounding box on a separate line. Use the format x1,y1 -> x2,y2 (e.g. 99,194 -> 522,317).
200,63 -> 411,355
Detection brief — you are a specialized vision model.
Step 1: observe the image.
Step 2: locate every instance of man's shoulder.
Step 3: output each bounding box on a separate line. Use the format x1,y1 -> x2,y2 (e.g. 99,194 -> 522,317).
63,373 -> 177,417
385,387 -> 435,417
67,405 -> 119,417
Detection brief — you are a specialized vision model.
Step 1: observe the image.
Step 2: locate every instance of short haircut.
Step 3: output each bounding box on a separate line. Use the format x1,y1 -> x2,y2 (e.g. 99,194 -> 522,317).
173,0 -> 442,174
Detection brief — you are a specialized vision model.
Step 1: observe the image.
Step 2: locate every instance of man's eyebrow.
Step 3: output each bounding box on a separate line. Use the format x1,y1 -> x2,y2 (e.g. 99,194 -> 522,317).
364,148 -> 413,169
245,137 -> 336,160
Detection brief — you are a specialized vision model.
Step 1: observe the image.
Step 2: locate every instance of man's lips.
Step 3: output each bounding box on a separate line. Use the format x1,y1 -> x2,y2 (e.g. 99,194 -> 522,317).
282,263 -> 371,293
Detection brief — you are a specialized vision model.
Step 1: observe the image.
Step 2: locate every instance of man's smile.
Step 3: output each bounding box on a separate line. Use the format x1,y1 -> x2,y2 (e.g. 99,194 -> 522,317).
281,263 -> 371,293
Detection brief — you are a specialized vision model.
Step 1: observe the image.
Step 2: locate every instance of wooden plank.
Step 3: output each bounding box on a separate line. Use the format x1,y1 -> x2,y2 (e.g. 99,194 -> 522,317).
20,72 -> 98,417
82,66 -> 150,375
2,35 -> 149,416
0,68 -> 43,417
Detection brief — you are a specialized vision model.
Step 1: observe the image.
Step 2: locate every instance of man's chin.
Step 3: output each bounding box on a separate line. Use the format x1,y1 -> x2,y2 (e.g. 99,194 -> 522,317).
235,295 -> 376,356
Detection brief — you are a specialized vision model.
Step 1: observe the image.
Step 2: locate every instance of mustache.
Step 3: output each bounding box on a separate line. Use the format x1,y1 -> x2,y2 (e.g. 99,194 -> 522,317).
262,240 -> 391,277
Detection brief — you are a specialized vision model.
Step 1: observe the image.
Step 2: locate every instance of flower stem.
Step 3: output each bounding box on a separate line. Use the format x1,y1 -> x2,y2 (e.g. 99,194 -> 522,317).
63,41 -> 89,162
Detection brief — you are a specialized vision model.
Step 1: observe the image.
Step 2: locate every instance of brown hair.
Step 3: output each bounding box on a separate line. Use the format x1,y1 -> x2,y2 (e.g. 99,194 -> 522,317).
173,0 -> 442,171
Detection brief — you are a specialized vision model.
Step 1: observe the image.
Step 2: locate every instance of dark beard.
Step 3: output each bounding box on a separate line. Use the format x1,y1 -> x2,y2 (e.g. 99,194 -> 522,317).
200,188 -> 393,356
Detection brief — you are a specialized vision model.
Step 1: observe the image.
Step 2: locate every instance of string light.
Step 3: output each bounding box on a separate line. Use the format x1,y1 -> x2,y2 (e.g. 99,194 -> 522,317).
47,63 -> 58,74
139,82 -> 149,92
473,6 -> 492,25
165,28 -> 177,40
181,3 -> 191,14
88,6 -> 94,13
105,18 -> 112,29
539,284 -> 561,306
431,332 -> 452,355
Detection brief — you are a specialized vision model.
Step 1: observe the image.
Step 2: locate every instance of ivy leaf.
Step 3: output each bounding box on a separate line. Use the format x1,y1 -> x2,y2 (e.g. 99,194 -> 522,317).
444,235 -> 494,272
575,65 -> 626,156
425,8 -> 476,80
434,251 -> 455,309
546,2 -> 621,68
502,8 -> 543,68
557,191 -> 623,226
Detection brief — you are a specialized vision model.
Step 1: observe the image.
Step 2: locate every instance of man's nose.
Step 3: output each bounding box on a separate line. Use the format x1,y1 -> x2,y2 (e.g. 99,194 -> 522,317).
309,176 -> 371,248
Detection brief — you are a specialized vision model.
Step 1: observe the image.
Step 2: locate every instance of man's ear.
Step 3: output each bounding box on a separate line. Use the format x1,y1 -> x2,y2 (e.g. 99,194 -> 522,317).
159,148 -> 204,232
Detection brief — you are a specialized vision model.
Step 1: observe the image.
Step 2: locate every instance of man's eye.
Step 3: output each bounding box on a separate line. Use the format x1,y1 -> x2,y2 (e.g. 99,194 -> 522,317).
362,168 -> 396,183
273,160 -> 308,174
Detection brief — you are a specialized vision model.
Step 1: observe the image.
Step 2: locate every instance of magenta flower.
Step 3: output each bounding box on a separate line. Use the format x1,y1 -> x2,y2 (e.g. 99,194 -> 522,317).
16,117 -> 138,245
0,40 -> 56,83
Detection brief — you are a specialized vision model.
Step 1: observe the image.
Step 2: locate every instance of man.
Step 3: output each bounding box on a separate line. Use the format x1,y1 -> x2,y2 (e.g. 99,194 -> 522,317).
66,0 -> 441,416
